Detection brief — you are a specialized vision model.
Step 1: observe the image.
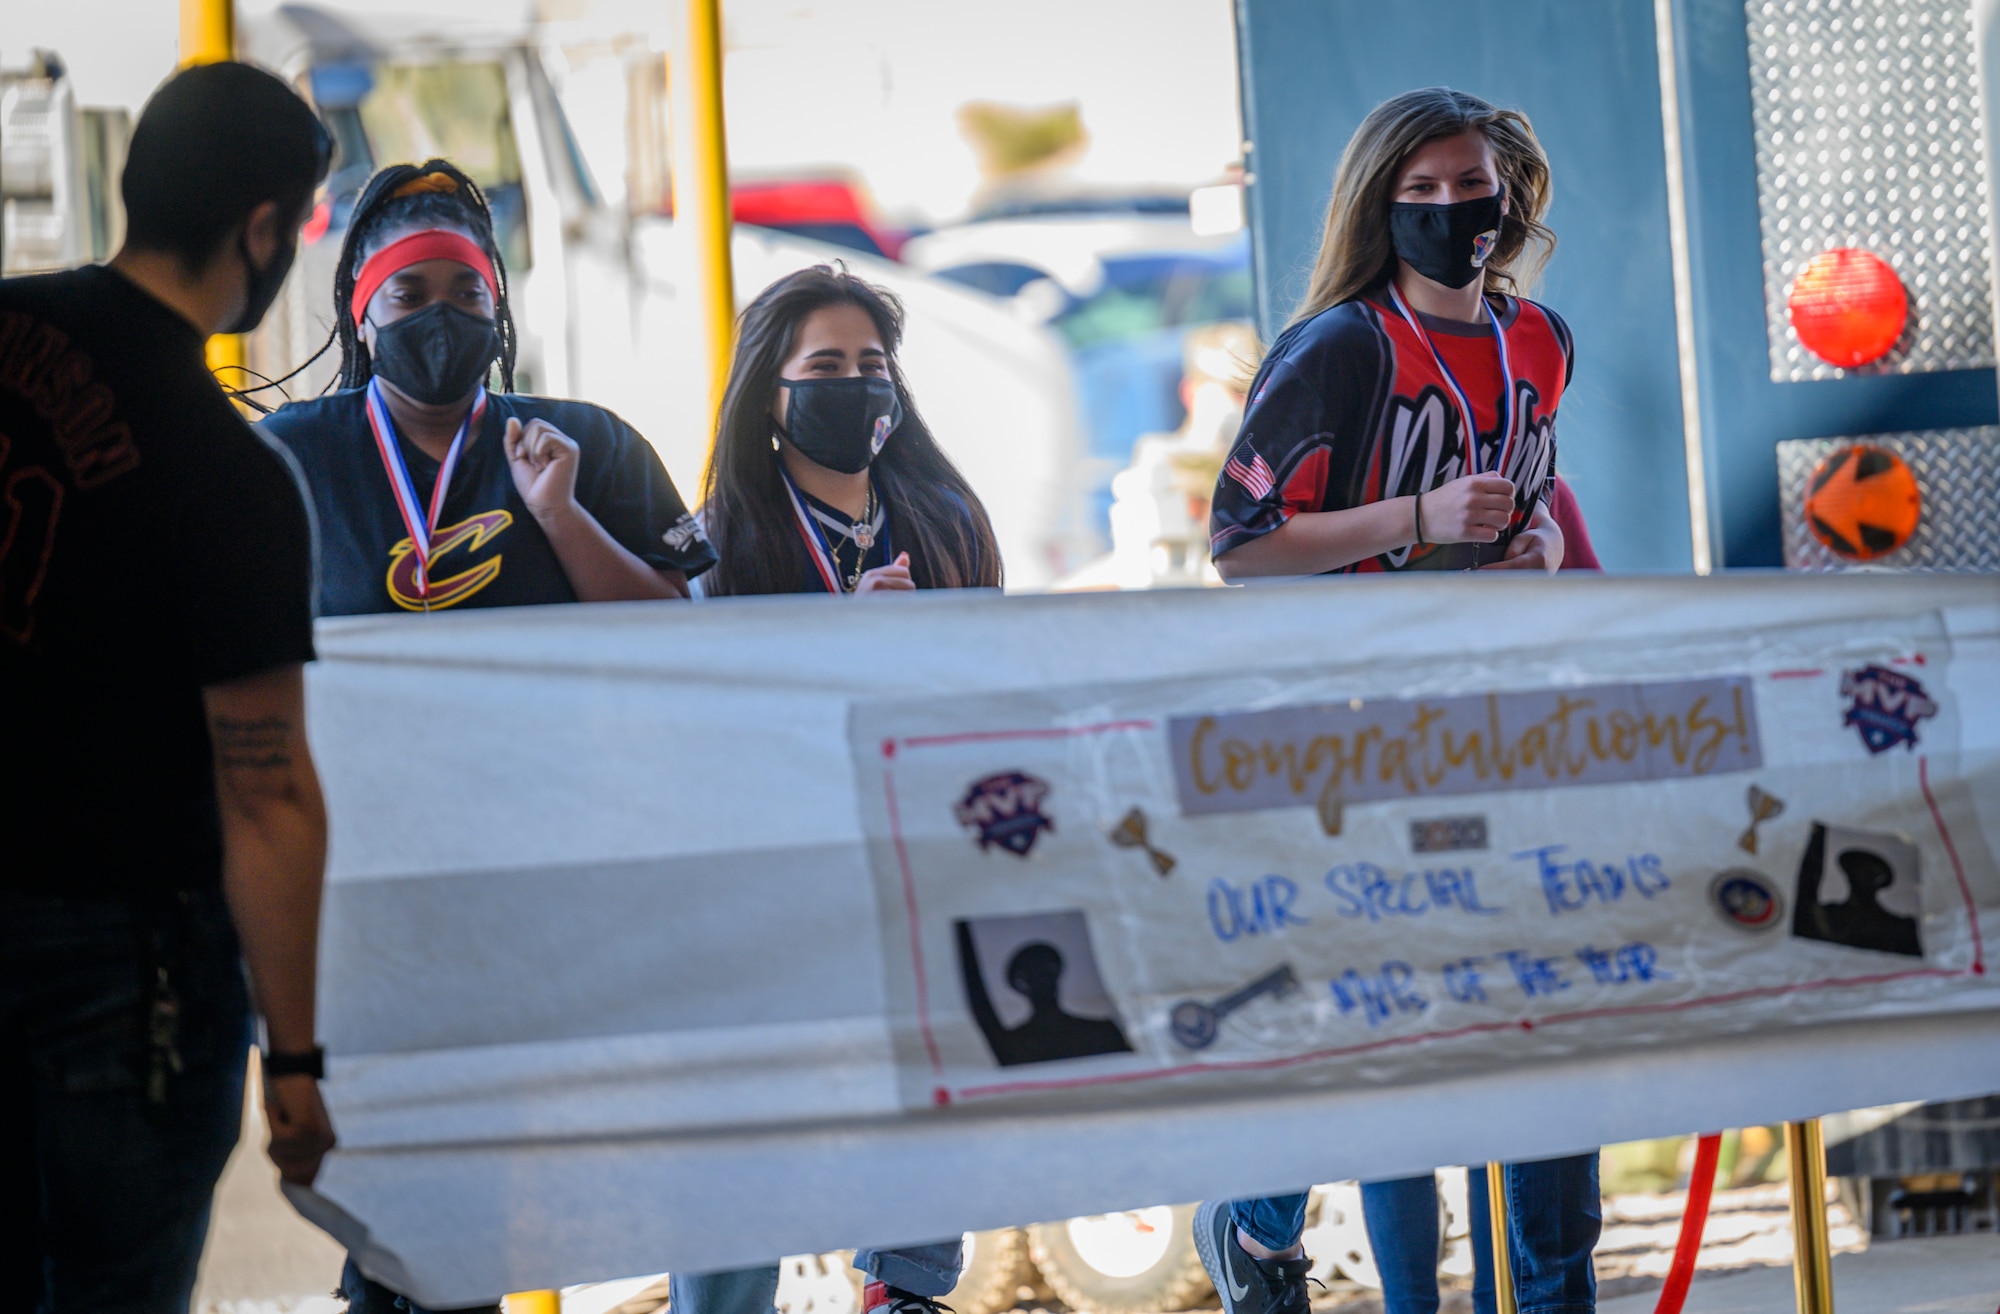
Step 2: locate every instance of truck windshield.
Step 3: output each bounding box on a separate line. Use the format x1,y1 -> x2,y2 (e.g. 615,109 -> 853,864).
357,61 -> 530,272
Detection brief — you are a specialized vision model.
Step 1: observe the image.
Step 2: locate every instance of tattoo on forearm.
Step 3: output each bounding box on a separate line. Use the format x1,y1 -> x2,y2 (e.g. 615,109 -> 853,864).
213,715 -> 294,773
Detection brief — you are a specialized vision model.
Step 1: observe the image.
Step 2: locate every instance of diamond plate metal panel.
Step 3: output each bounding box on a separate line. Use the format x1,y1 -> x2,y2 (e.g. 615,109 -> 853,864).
1747,0 -> 1994,382
1778,427 -> 2000,570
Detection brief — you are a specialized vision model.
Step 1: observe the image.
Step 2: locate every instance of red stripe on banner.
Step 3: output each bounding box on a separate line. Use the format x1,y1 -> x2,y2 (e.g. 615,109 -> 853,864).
1922,754 -> 1985,972
899,721 -> 1157,749
951,966 -> 1963,1102
883,763 -> 946,1080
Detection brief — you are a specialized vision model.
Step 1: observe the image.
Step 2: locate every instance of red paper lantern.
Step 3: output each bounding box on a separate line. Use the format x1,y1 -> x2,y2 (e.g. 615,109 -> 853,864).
1787,247 -> 1908,368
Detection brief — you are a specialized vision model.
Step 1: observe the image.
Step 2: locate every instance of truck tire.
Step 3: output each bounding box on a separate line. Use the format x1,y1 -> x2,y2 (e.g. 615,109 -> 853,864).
946,1229 -> 1037,1314
1299,1183 -> 1378,1289
1027,1205 -> 1212,1314
776,1251 -> 866,1314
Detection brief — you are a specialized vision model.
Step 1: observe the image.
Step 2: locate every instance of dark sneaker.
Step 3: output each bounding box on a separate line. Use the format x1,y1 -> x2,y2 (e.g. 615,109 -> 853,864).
863,1283 -> 955,1314
1193,1200 -> 1313,1314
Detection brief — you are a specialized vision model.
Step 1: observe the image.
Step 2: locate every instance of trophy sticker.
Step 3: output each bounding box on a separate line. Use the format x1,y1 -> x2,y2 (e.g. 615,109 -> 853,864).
1738,785 -> 1785,855
1108,807 -> 1176,876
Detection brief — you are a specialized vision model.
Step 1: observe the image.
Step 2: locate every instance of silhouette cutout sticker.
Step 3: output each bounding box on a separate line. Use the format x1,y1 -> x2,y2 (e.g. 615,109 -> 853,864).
956,911 -> 1134,1067
955,771 -> 1056,857
1791,822 -> 1923,958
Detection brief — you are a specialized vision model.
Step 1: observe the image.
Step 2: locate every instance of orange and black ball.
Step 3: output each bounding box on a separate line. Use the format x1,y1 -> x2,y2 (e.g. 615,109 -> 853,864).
1804,445 -> 1921,561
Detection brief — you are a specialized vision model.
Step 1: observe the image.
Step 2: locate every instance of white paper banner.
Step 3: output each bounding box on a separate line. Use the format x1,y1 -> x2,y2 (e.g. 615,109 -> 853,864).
852,619 -> 1985,1110
295,574 -> 2000,1305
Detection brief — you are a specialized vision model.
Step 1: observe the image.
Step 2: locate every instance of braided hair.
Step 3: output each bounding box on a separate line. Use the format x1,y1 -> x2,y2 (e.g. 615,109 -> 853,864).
333,159 -> 517,392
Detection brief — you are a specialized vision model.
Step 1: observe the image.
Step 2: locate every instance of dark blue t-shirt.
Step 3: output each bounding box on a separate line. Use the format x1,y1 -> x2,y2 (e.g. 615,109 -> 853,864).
264,388 -> 715,616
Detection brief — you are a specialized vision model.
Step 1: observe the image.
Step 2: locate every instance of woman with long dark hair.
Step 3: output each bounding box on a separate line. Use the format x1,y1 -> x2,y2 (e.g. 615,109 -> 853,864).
671,265 -> 998,1314
699,264 -> 1000,598
263,159 -> 715,618
1196,88 -> 1598,1314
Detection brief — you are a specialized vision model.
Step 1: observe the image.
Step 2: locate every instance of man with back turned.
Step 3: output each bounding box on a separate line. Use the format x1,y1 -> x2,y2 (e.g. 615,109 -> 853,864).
0,61 -> 337,1309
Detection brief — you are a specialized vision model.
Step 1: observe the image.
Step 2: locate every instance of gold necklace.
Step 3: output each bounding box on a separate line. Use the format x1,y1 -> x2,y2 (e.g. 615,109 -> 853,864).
842,484 -> 878,591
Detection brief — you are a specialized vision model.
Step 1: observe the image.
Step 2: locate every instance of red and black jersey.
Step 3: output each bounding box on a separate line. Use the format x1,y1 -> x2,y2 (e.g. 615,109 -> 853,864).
1210,290 -> 1573,572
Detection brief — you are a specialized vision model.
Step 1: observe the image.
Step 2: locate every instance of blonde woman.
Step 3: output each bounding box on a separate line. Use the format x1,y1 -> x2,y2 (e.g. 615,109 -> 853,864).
1197,88 -> 1598,1314
1208,86 -> 1568,578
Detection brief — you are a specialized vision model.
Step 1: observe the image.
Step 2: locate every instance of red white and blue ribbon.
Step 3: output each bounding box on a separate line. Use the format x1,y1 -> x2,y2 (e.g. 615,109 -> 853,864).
1386,282 -> 1515,479
364,377 -> 488,608
778,464 -> 887,594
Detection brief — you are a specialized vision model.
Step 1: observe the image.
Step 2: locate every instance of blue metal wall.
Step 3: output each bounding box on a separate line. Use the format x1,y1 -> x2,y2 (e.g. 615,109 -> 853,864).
1236,0 -> 1694,571
1670,0 -> 1998,567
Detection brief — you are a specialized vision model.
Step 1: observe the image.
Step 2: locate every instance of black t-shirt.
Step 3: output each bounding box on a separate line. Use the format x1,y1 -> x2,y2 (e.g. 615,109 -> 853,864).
0,265 -> 317,896
262,389 -> 716,615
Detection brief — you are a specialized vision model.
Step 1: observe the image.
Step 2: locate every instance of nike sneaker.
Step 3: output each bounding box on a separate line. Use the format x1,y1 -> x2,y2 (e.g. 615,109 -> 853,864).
1193,1200 -> 1313,1314
863,1282 -> 955,1314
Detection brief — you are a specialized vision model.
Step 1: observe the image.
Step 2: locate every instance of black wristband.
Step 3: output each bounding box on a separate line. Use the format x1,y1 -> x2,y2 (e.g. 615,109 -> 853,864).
1414,489 -> 1427,546
262,1045 -> 325,1080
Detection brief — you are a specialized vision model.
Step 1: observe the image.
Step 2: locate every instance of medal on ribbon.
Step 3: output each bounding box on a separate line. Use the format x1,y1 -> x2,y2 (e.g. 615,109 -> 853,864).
364,377 -> 489,610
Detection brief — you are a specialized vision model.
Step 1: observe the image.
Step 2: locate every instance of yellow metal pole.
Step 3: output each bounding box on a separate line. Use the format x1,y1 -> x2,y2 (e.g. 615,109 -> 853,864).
1784,1118 -> 1836,1314
1486,1162 -> 1520,1314
502,1293 -> 560,1314
178,0 -> 248,393
669,0 -> 736,445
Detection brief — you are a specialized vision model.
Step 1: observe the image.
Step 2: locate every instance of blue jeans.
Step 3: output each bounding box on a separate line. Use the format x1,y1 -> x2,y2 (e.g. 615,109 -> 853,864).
671,1240 -> 965,1314
1232,1152 -> 1600,1314
0,889 -> 252,1314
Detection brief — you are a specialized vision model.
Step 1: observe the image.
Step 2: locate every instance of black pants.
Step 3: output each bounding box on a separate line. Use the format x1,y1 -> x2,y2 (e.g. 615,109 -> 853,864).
1,888 -> 252,1313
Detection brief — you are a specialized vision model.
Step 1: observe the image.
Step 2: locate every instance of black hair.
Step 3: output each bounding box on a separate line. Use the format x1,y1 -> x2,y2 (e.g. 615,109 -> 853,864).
122,61 -> 331,272
701,265 -> 1003,596
332,159 -> 517,393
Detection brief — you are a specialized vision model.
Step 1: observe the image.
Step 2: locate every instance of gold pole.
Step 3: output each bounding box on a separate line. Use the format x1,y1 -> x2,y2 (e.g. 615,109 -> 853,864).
502,1293 -> 560,1314
1784,1119 -> 1836,1314
1487,1162 -> 1519,1314
178,0 -> 233,66
178,0 -> 248,394
669,0 -> 736,445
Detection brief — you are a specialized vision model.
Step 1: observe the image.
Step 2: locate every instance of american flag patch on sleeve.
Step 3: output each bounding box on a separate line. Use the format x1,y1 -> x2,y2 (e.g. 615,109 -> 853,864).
1224,450 -> 1277,500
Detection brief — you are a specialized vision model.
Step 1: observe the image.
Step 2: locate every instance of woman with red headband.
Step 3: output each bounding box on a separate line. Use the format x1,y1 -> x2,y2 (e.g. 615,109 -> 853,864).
263,160 -> 714,1313
263,159 -> 714,618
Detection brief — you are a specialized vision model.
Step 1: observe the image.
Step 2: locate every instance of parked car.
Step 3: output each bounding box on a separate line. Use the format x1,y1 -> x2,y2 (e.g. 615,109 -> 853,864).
722,174 -> 908,262
903,207 -> 1254,544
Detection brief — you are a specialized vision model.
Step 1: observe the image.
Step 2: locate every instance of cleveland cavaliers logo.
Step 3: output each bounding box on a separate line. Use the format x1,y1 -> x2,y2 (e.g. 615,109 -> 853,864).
386,510 -> 512,611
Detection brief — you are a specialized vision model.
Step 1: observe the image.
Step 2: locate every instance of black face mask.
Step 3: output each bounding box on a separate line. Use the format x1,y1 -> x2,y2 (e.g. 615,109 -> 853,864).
369,302 -> 501,405
1388,188 -> 1505,290
225,233 -> 296,335
777,376 -> 903,474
